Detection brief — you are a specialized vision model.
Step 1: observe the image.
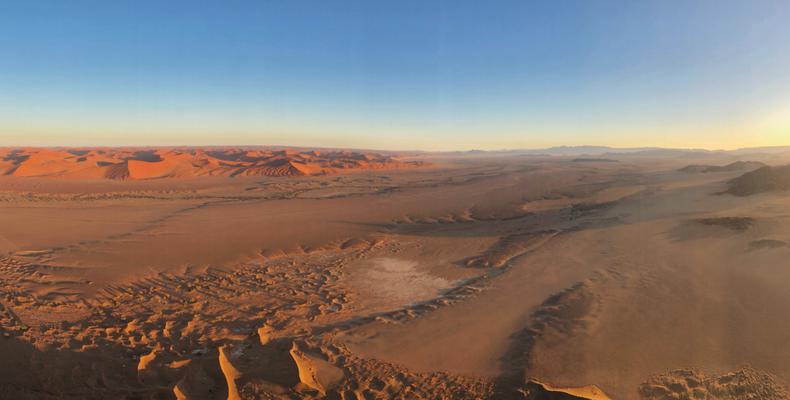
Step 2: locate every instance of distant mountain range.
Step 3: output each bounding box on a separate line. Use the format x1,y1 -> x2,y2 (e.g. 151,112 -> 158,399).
453,145 -> 790,157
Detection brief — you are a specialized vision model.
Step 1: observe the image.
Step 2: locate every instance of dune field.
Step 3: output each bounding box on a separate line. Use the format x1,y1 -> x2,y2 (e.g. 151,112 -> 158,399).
2,147 -> 790,399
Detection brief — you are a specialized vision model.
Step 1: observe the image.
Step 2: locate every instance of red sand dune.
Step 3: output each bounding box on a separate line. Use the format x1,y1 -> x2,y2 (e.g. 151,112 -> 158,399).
0,147 -> 422,180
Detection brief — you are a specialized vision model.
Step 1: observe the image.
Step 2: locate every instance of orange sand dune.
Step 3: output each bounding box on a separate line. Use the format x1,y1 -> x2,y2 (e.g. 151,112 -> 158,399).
0,147 -> 423,180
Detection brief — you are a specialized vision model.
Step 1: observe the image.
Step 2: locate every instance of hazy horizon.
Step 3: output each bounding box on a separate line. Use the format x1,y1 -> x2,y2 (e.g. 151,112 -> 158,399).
1,143 -> 790,153
2,1 -> 789,150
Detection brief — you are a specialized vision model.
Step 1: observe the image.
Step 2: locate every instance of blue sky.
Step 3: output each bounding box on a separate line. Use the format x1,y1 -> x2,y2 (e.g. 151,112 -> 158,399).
1,1 -> 789,150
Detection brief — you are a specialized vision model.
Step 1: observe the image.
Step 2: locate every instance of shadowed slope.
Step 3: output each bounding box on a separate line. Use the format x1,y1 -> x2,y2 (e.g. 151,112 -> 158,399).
726,165 -> 790,196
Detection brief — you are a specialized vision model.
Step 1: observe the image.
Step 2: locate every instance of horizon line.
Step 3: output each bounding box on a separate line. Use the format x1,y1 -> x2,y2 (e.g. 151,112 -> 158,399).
2,143 -> 790,154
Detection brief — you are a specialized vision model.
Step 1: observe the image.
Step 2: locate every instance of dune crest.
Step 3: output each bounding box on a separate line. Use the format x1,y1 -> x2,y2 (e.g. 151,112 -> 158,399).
218,345 -> 243,400
258,324 -> 275,346
524,379 -> 611,399
289,342 -> 344,395
137,348 -> 159,372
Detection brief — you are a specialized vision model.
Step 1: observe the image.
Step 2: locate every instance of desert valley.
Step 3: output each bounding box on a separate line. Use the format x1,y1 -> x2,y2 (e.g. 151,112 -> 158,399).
1,146 -> 790,399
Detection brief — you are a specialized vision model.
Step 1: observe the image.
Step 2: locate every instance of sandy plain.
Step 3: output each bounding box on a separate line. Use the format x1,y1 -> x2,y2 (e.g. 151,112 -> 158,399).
2,147 -> 790,399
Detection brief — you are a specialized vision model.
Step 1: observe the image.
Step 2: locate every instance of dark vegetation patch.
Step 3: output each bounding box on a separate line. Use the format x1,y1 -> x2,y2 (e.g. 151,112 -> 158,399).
569,201 -> 618,219
571,158 -> 618,163
680,161 -> 766,173
694,217 -> 755,232
749,239 -> 787,251
129,150 -> 163,162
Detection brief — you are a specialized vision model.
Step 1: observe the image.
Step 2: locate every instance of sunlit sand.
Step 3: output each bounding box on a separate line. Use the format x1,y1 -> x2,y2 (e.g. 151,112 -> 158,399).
2,147 -> 790,398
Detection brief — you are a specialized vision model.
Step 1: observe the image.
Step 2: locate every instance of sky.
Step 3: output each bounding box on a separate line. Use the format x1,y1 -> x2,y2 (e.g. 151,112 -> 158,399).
1,0 -> 789,151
